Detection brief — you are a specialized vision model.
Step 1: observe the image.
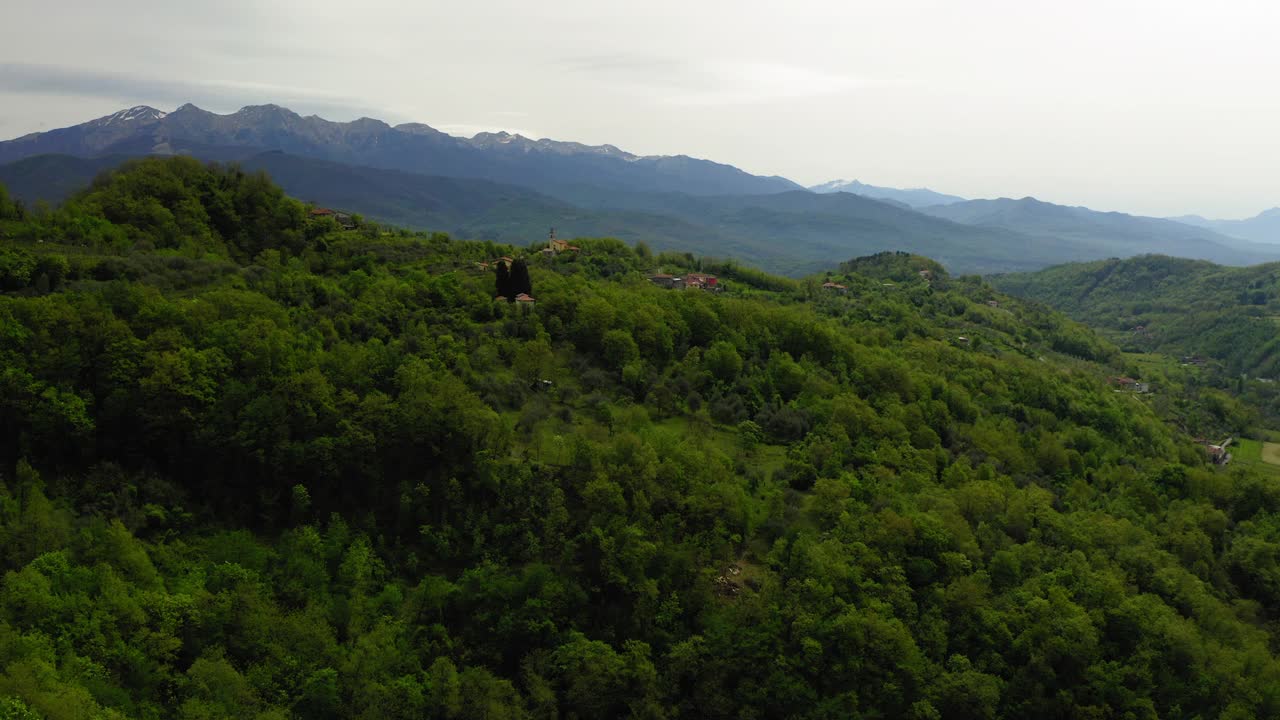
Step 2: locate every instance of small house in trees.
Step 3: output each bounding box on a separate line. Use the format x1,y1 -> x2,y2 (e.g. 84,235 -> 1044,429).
515,293 -> 536,307
1205,439 -> 1233,465
685,272 -> 718,289
918,269 -> 933,280
649,274 -> 685,289
1109,377 -> 1150,393
822,281 -> 847,293
310,207 -> 355,229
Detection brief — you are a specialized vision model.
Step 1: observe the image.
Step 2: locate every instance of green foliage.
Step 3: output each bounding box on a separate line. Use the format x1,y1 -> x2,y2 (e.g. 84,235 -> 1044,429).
0,183 -> 20,221
1,160 -> 1279,718
994,254 -> 1280,378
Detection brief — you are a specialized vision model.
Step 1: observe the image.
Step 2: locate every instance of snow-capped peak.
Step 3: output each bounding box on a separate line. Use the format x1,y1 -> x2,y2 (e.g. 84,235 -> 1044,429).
99,106 -> 167,126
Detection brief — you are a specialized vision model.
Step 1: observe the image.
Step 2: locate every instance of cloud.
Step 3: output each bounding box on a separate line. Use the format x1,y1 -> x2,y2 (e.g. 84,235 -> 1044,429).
0,62 -> 393,121
562,52 -> 872,106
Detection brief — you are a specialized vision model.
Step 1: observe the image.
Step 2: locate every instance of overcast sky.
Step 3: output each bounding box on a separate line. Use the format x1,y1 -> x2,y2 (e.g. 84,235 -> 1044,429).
2,0 -> 1277,218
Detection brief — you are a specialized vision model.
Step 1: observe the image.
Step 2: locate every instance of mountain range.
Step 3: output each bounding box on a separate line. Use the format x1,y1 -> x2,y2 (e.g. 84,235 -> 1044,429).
0,104 -> 800,200
2,103 -> 1278,274
0,151 -> 1090,275
1169,208 -> 1280,245
917,196 -> 1280,266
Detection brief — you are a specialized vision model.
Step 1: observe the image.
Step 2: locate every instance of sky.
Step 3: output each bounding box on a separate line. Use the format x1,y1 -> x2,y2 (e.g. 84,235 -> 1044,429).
2,0 -> 1278,218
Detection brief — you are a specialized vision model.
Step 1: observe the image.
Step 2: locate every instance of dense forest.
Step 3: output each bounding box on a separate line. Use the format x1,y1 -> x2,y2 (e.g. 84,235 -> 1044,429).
4,158 -> 1280,719
992,255 -> 1280,379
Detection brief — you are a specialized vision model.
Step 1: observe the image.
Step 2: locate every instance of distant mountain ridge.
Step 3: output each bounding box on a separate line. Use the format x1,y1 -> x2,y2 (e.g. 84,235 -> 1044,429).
809,179 -> 966,208
1169,208 -> 1280,245
4,103 -> 1275,276
0,151 -> 1095,275
919,196 -> 1280,266
0,104 -> 802,199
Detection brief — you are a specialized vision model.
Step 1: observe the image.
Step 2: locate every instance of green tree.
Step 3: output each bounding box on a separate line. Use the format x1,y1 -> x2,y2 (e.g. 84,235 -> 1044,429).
704,341 -> 743,383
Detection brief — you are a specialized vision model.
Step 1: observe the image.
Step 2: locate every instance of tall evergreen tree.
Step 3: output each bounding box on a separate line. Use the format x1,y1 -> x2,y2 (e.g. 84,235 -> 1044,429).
495,262 -> 511,298
509,259 -> 532,297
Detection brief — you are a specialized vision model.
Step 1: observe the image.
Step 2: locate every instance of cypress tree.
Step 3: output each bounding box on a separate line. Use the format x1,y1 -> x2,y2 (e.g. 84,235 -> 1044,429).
509,259 -> 532,297
495,262 -> 511,298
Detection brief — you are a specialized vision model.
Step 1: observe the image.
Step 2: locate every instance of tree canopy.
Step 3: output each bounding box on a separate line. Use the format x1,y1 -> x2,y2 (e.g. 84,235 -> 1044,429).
1,160 -> 1280,719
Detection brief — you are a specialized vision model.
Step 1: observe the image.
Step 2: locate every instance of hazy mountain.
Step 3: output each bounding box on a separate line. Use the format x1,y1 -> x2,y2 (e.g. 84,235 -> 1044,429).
1170,208 -> 1280,245
1,152 -> 1100,275
562,187 -> 1107,272
0,104 -> 802,199
809,179 -> 965,208
919,196 -> 1280,266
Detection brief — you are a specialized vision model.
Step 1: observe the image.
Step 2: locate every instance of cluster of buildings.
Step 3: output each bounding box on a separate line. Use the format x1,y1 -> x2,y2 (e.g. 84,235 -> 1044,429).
648,272 -> 720,291
308,207 -> 356,230
539,231 -> 580,256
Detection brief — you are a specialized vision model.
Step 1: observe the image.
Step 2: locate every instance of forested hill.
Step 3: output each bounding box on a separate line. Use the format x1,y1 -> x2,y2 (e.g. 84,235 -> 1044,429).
3,159 -> 1280,719
0,152 -> 1095,277
992,254 -> 1280,378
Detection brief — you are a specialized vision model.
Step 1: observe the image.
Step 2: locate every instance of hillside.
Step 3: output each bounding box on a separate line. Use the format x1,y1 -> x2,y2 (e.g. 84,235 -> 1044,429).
920,197 -> 1280,266
4,159 -> 1280,718
991,254 -> 1280,378
0,154 -> 133,206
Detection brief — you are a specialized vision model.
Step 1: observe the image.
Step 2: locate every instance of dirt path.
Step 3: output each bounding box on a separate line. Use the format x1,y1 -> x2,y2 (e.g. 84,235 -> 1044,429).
1262,442 -> 1280,466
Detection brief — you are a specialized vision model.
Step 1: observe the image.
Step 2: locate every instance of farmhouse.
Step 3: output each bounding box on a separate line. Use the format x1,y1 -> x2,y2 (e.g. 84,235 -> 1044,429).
309,207 -> 355,229
649,274 -> 685,289
685,272 -> 718,289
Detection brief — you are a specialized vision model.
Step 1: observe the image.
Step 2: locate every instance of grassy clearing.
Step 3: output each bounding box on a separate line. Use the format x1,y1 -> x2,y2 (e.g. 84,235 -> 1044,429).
1263,442 -> 1280,467
1237,438 -> 1264,462
1233,437 -> 1280,476
652,417 -> 789,477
